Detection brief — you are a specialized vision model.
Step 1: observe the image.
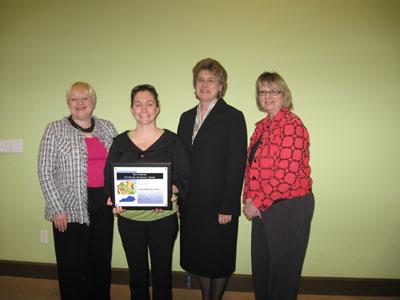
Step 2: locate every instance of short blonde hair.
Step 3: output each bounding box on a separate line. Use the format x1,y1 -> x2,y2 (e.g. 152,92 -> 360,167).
66,82 -> 97,103
256,72 -> 293,111
192,58 -> 228,98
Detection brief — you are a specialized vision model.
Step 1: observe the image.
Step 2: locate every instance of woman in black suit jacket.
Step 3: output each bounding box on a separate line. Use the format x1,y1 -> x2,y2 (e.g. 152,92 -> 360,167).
178,58 -> 247,300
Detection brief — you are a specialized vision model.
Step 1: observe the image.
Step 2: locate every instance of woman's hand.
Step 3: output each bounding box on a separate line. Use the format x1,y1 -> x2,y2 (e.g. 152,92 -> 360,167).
243,199 -> 261,221
106,197 -> 125,215
172,184 -> 179,195
53,212 -> 68,232
218,214 -> 232,225
153,185 -> 180,214
171,194 -> 178,203
153,189 -> 178,213
171,184 -> 179,217
171,184 -> 178,202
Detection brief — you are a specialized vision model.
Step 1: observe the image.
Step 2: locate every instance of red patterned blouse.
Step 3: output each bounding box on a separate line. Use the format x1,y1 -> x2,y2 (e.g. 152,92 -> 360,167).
243,108 -> 312,212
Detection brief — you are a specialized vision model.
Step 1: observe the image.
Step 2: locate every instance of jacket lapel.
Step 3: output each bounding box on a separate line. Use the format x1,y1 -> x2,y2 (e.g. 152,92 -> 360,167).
183,107 -> 197,147
192,99 -> 227,146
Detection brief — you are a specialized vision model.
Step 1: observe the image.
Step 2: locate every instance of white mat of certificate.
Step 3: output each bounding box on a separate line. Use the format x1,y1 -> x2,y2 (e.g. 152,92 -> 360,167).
113,164 -> 169,208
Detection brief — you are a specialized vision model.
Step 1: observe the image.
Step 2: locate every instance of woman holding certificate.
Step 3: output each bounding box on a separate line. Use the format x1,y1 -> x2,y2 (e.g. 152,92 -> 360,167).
178,58 -> 247,300
104,84 -> 190,300
38,82 -> 117,300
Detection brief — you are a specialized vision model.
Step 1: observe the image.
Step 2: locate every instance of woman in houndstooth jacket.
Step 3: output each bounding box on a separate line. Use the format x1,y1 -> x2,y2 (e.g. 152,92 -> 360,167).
38,82 -> 117,300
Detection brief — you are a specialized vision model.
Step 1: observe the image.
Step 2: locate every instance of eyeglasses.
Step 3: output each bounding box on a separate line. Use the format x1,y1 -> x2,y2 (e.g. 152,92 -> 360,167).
257,89 -> 282,97
196,78 -> 219,85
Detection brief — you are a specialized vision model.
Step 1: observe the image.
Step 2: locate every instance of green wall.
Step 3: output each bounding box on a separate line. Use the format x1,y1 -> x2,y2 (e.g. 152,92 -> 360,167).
1,0 -> 399,278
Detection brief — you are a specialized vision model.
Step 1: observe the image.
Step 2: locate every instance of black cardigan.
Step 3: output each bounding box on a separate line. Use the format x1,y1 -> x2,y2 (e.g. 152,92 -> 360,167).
104,129 -> 191,201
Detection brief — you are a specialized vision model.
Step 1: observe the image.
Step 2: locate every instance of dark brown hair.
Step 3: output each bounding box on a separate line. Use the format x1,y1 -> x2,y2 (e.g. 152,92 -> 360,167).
130,84 -> 159,107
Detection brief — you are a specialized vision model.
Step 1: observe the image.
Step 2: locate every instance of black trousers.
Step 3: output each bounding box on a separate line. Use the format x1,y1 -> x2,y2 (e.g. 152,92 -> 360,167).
118,213 -> 178,300
251,193 -> 314,300
53,187 -> 114,300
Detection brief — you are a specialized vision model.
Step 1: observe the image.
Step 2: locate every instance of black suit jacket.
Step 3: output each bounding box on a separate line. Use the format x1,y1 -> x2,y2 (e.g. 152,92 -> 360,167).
177,99 -> 247,218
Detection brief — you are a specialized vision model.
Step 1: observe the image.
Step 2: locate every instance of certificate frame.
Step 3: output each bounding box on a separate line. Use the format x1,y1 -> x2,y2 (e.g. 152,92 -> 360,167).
111,162 -> 172,210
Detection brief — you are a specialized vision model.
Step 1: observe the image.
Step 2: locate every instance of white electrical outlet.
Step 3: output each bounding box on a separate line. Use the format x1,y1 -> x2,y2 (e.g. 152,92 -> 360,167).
40,229 -> 48,243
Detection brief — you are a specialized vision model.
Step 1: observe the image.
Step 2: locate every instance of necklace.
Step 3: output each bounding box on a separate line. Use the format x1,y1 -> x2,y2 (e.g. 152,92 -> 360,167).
68,115 -> 95,133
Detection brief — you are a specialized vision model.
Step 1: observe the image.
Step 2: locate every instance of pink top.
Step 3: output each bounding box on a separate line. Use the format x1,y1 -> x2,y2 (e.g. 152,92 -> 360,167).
85,137 -> 108,188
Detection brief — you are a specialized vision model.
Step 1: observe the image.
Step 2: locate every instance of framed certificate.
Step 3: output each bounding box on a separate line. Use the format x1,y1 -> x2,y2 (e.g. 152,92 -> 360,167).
111,162 -> 172,210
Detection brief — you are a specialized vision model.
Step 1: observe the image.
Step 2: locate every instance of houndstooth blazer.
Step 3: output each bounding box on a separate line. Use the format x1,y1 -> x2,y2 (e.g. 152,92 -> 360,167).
38,117 -> 117,225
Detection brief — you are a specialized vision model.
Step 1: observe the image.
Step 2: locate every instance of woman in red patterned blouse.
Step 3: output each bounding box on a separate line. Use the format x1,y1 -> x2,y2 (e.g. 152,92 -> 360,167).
243,72 -> 314,300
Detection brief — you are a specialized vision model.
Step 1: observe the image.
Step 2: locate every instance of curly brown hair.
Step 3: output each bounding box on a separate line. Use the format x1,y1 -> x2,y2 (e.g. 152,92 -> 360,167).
192,58 -> 228,98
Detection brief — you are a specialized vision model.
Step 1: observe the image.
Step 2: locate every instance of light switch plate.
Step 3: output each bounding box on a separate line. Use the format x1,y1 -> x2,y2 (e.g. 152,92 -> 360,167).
0,140 -> 11,153
0,139 -> 23,153
10,139 -> 23,153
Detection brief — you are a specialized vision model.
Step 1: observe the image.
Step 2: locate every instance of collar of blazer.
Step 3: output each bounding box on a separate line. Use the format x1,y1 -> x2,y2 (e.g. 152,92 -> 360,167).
190,98 -> 227,145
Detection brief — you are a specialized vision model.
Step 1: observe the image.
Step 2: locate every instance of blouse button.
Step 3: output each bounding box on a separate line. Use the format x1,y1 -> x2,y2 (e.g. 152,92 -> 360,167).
252,176 -> 256,180
140,154 -> 144,158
